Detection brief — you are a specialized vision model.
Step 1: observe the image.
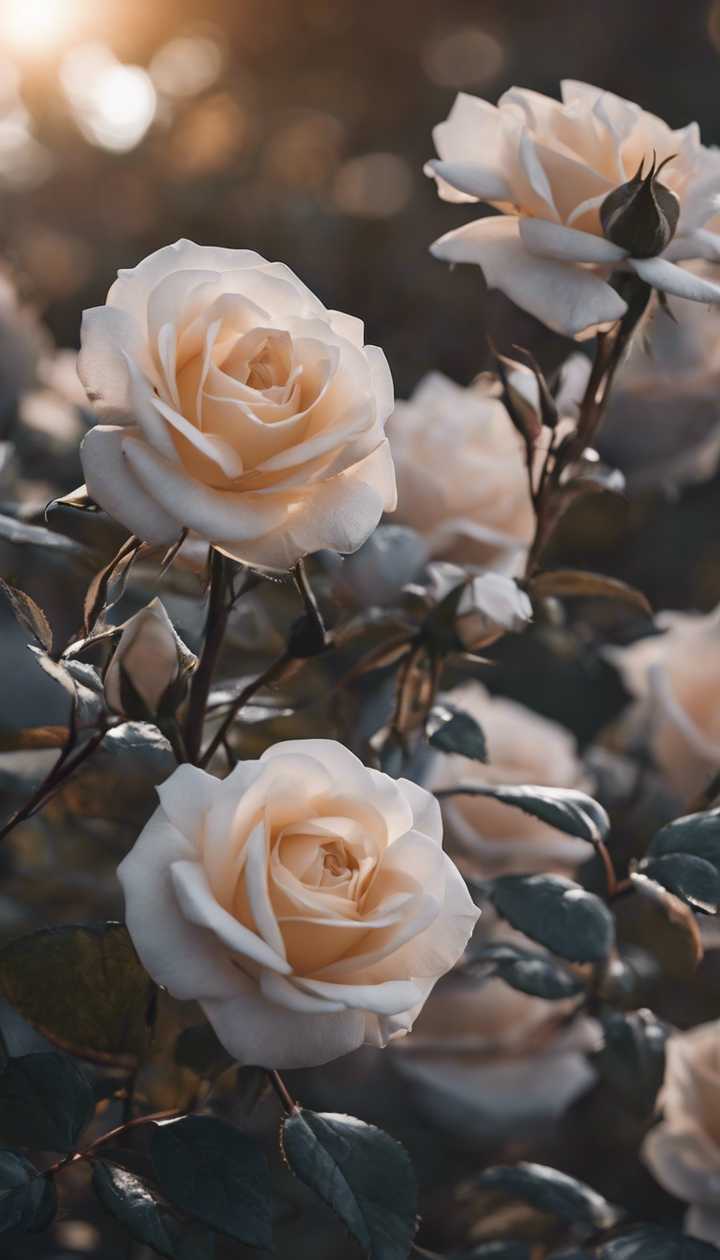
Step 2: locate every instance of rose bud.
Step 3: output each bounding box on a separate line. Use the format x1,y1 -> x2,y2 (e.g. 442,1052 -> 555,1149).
600,153 -> 680,259
104,598 -> 195,720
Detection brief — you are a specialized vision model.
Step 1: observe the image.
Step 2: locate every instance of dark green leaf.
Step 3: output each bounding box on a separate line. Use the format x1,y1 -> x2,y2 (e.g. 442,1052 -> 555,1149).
282,1108 -> 417,1260
428,704 -> 487,762
489,875 -> 615,963
0,923 -> 153,1067
173,1024 -> 235,1082
593,1010 -> 668,1115
450,1245 -> 532,1260
93,1160 -> 214,1260
0,579 -> 52,652
476,1163 -> 620,1233
151,1115 -> 271,1248
623,874 -> 703,978
440,784 -> 608,843
649,810 -> 720,872
0,1053 -> 94,1152
471,943 -> 585,1000
529,570 -> 651,617
598,1227 -> 720,1258
642,854 -> 720,914
0,1150 -> 56,1234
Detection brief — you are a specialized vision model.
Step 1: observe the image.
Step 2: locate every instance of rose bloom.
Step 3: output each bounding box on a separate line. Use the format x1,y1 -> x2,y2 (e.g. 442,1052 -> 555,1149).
643,1021 -> 720,1247
392,969 -> 598,1144
427,82 -> 720,337
429,682 -> 593,875
389,372 -> 535,572
78,241 -> 396,572
118,739 -> 479,1068
607,607 -> 720,801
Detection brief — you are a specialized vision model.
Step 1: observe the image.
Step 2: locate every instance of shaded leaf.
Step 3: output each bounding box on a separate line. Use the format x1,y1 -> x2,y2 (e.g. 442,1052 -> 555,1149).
440,784 -> 608,844
470,943 -> 585,1000
428,704 -> 487,762
649,810 -> 720,872
0,511 -> 89,554
151,1116 -> 271,1248
489,875 -> 615,963
93,1161 -> 214,1260
598,1227 -> 720,1258
0,1150 -> 56,1234
450,1245 -> 532,1260
476,1163 -> 620,1233
623,874 -> 703,979
282,1108 -> 417,1260
0,1053 -> 95,1152
52,722 -> 175,825
0,580 -> 52,652
593,1010 -> 669,1115
173,1024 -> 235,1082
529,570 -> 651,617
642,854 -> 720,914
0,923 -> 153,1067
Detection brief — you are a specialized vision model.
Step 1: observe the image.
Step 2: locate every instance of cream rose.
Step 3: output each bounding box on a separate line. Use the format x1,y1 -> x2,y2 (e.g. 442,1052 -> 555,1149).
427,81 -> 720,337
392,970 -> 598,1143
104,598 -> 193,719
78,240 -> 397,572
643,1021 -> 720,1247
429,682 -> 593,875
118,739 -> 479,1068
607,607 -> 720,801
389,372 -> 535,571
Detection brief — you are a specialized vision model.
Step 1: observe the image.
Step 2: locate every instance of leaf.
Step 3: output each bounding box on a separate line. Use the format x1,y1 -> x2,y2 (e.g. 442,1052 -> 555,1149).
83,535 -> 143,636
427,704 -> 487,762
598,1227 -> 720,1258
52,723 -> 175,825
281,1108 -> 417,1260
439,784 -> 609,844
593,1010 -> 669,1115
649,810 -> 720,871
0,1150 -> 56,1234
470,943 -> 585,1000
173,1024 -> 235,1082
623,874 -> 703,979
0,579 -> 52,652
488,875 -> 615,963
475,1163 -> 620,1233
450,1245 -> 533,1260
0,1053 -> 95,1152
92,1161 -> 214,1260
642,854 -> 720,914
0,923 -> 154,1067
0,511 -> 90,554
529,570 -> 652,617
151,1115 -> 271,1249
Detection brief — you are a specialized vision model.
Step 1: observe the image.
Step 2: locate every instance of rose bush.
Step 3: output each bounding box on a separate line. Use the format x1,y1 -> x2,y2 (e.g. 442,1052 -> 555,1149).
608,606 -> 720,800
427,81 -> 720,336
78,240 -> 397,571
118,738 -> 479,1068
643,1021 -> 720,1247
429,681 -> 593,875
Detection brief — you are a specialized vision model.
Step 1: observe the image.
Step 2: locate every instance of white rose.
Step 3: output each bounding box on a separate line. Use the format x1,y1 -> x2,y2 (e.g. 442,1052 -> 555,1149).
427,82 -> 720,337
643,1021 -> 720,1247
393,971 -> 598,1143
104,598 -> 194,718
429,681 -> 593,875
389,372 -> 535,572
78,240 -> 397,572
418,563 -> 533,649
118,739 -> 479,1068
607,607 -> 720,800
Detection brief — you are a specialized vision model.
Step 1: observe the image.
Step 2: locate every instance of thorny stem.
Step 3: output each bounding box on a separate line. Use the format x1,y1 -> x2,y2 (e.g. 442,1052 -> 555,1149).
199,651 -> 291,769
293,557 -> 328,647
43,1106 -> 185,1180
267,1069 -> 298,1115
184,549 -> 232,763
0,721 -> 109,843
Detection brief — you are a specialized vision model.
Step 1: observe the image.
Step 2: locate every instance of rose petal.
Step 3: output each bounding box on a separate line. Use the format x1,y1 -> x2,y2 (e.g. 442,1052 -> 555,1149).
519,217 -> 626,264
630,256 -> 720,303
80,425 -> 180,544
170,858 -> 290,973
202,979 -> 366,1068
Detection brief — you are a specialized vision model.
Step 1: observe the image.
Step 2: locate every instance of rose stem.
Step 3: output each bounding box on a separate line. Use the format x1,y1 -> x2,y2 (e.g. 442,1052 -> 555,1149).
267,1069 -> 298,1115
183,548 -> 232,763
199,651 -> 291,769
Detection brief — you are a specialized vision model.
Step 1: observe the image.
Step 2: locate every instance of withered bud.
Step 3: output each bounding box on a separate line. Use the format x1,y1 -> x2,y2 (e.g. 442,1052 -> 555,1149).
600,153 -> 680,259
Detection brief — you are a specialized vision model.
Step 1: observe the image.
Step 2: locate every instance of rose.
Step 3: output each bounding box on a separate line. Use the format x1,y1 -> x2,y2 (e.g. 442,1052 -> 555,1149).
643,1021 -> 720,1247
607,607 -> 720,800
429,682 -> 593,875
104,598 -> 194,720
118,739 -> 479,1068
389,371 -> 535,572
78,240 -> 397,572
427,81 -> 720,337
415,563 -> 533,650
392,968 -> 598,1143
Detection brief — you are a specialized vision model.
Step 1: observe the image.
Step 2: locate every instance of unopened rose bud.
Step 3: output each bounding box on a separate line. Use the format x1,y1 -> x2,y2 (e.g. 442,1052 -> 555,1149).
416,563 -> 532,652
600,153 -> 680,259
104,598 -> 195,720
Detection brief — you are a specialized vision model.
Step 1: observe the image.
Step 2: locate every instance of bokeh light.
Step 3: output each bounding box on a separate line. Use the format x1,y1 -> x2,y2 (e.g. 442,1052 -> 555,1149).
150,34 -> 223,98
0,0 -> 86,55
423,24 -> 505,89
334,152 -> 414,218
60,42 -> 156,152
